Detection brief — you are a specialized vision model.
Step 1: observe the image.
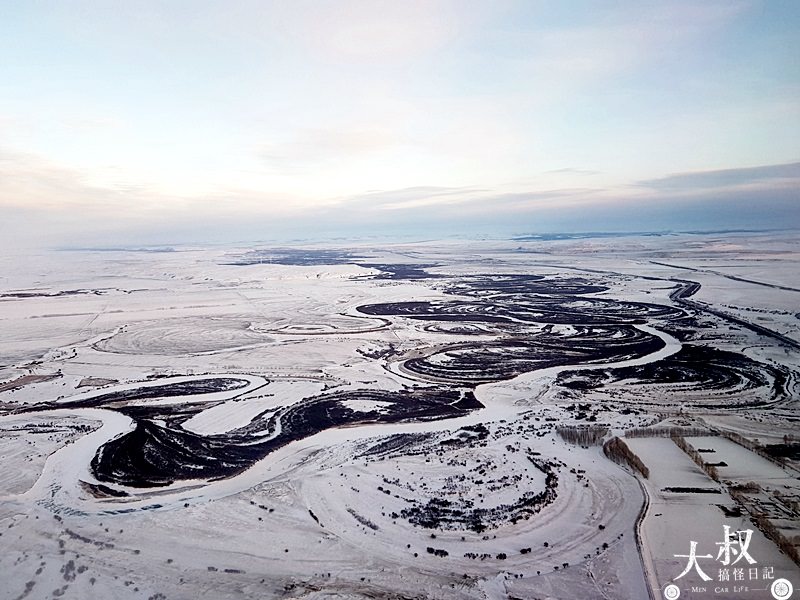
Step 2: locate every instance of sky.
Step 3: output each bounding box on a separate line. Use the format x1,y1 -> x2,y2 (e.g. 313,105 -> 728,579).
0,0 -> 798,247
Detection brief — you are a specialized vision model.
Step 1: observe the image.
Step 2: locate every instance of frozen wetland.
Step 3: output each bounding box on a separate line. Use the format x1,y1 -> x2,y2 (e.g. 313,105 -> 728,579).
0,232 -> 798,599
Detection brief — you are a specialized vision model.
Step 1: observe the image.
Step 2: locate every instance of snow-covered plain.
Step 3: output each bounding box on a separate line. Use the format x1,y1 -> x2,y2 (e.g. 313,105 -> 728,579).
0,233 -> 798,599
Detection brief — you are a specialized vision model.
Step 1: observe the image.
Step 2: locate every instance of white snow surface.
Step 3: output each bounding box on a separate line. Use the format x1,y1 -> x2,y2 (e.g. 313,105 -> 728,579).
0,234 -> 798,600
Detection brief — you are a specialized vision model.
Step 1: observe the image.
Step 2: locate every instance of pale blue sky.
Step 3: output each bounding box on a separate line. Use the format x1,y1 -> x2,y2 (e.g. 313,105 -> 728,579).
0,1 -> 798,245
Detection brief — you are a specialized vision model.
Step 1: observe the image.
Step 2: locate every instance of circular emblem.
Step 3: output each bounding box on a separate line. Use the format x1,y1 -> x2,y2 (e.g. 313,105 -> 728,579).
771,578 -> 793,600
664,583 -> 681,600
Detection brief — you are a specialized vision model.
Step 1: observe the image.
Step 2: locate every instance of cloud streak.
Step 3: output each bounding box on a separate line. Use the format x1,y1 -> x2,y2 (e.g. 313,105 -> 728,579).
2,148 -> 797,246
638,162 -> 800,190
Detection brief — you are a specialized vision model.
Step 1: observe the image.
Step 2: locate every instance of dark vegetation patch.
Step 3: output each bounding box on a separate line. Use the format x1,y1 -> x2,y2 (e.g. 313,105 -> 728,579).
359,433 -> 432,458
80,481 -> 129,498
224,248 -> 441,280
445,274 -> 608,296
556,344 -> 787,404
0,373 -> 62,393
88,389 -> 483,487
0,289 -> 106,299
662,487 -> 722,494
35,378 -> 250,413
440,424 -> 490,447
401,326 -> 665,385
357,274 -> 684,385
400,456 -> 557,532
223,249 -> 363,266
18,378 -> 252,431
360,264 -> 442,280
718,504 -> 743,517
764,443 -> 800,460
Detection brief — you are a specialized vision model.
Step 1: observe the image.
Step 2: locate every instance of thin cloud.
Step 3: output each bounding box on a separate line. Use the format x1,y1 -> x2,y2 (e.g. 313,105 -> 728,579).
333,186 -> 602,217
0,150 -> 153,213
343,186 -> 482,211
639,161 -> 800,190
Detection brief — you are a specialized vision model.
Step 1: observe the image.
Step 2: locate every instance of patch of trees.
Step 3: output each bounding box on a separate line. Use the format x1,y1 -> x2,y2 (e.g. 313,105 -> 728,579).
772,489 -> 799,513
603,437 -> 649,478
440,423 -> 490,447
401,457 -> 558,532
764,443 -> 800,461
464,552 -> 493,560
722,431 -> 788,468
557,425 -> 608,446
346,508 -> 378,531
661,487 -> 721,494
625,426 -> 711,438
360,433 -> 430,458
754,514 -> 800,566
356,344 -> 397,360
672,435 -> 719,482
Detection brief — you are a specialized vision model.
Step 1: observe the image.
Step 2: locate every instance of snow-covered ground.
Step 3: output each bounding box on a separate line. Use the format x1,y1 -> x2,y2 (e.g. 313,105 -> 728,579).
628,435 -> 799,599
0,233 -> 798,599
